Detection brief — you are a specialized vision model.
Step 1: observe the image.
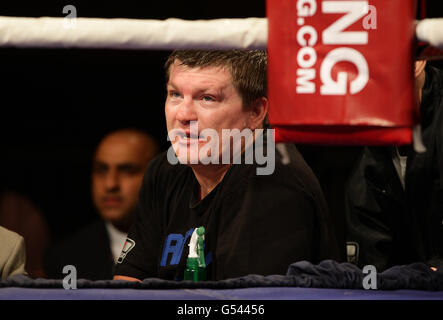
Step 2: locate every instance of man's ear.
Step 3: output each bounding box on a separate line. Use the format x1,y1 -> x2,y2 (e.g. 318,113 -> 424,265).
414,60 -> 427,107
415,60 -> 427,79
248,97 -> 268,130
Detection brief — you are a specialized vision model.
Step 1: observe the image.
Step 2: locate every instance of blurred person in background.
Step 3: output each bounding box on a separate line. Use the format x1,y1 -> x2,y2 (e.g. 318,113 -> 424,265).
0,189 -> 50,278
45,128 -> 159,280
345,60 -> 443,272
0,225 -> 28,279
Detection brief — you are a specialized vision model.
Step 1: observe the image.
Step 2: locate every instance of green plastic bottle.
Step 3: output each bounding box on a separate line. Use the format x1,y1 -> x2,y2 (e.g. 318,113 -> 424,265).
184,226 -> 206,282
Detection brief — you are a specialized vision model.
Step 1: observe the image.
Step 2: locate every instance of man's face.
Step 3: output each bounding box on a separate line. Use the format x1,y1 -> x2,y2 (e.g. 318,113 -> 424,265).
92,133 -> 150,223
165,61 -> 253,165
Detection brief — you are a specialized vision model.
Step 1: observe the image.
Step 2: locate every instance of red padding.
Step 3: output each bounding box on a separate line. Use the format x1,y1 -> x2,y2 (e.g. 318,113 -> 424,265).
267,0 -> 417,145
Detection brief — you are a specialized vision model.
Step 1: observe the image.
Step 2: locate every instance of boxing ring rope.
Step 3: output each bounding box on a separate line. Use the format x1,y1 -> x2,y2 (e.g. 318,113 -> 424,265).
0,16 -> 442,50
416,19 -> 443,49
0,17 -> 268,50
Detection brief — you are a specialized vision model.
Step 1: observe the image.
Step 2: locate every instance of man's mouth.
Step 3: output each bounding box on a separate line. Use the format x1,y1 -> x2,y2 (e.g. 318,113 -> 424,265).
177,131 -> 206,142
102,197 -> 122,207
184,131 -> 199,139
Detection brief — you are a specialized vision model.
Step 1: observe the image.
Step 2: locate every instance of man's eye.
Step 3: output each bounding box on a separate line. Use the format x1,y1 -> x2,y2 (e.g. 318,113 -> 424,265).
170,91 -> 181,98
120,167 -> 139,175
202,96 -> 215,102
93,167 -> 107,174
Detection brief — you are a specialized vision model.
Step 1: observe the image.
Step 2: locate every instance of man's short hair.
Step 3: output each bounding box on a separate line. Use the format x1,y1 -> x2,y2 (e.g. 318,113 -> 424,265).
164,50 -> 267,109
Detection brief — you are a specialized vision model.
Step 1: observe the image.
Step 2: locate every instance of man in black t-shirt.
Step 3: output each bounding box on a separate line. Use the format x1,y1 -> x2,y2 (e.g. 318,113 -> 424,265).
114,50 -> 343,281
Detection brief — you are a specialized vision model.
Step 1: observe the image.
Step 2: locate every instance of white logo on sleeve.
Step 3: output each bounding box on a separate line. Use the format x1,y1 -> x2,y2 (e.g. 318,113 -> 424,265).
117,238 -> 136,264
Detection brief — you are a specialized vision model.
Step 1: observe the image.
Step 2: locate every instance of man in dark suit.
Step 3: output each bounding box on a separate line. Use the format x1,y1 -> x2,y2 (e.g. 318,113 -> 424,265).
345,61 -> 443,272
45,128 -> 159,280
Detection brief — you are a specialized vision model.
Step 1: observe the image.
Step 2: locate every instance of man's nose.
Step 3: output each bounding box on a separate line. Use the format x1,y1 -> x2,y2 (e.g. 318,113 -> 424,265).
176,97 -> 197,125
104,171 -> 120,191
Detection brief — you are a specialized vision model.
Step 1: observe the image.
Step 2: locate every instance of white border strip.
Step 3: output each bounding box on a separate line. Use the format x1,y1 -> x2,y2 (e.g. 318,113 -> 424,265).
0,16 -> 268,50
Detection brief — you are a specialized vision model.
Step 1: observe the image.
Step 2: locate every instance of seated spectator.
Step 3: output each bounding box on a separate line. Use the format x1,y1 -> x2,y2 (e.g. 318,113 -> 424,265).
345,60 -> 443,271
114,50 -> 343,282
45,128 -> 159,280
0,189 -> 50,278
0,225 -> 28,279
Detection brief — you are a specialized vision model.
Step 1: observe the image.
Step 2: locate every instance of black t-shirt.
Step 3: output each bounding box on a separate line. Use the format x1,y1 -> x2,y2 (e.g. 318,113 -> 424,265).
115,142 -> 341,281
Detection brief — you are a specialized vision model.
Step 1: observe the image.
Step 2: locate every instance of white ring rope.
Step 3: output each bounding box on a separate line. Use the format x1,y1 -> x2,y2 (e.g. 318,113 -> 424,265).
416,18 -> 443,49
0,16 -> 268,50
0,16 -> 442,50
